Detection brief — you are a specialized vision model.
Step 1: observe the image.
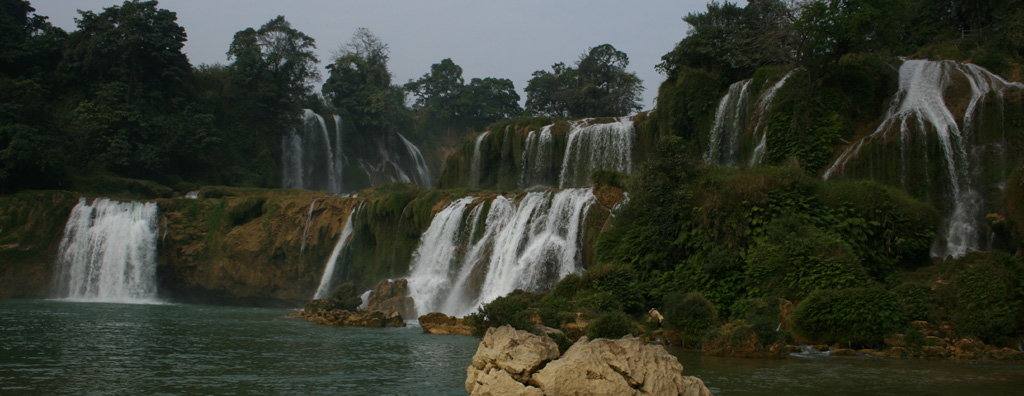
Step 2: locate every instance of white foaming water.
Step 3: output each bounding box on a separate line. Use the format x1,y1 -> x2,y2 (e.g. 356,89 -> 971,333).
559,119 -> 635,187
53,198 -> 160,303
281,109 -> 344,193
185,191 -> 199,199
824,60 -> 1024,258
750,70 -> 796,166
313,204 -> 361,299
407,188 -> 596,317
470,131 -> 490,187
705,79 -> 753,166
520,126 -> 554,188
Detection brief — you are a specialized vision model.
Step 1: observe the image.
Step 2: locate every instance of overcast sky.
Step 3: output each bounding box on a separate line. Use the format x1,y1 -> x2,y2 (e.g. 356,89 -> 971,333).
32,0 -> 733,111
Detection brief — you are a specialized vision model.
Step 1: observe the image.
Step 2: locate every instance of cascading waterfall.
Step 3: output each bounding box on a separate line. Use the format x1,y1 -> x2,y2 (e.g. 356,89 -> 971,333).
53,198 -> 160,303
705,79 -> 754,167
470,131 -> 490,188
749,70 -> 796,166
281,109 -> 344,193
520,126 -> 553,188
406,188 -> 596,317
824,59 -> 1024,258
313,204 -> 361,299
559,119 -> 635,188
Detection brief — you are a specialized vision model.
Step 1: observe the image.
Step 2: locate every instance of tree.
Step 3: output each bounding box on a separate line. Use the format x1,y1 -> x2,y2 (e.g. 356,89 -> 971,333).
525,44 -> 642,118
227,15 -> 319,121
405,58 -> 465,120
322,27 -> 407,132
461,77 -> 521,129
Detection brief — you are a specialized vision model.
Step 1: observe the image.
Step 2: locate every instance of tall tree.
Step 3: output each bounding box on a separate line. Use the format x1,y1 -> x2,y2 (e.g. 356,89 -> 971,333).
405,58 -> 465,120
322,27 -> 407,132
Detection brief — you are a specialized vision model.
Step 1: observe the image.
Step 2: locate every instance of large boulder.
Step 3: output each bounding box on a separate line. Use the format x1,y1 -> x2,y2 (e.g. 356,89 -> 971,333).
466,325 -> 713,396
367,279 -> 416,319
298,300 -> 405,328
419,312 -> 473,336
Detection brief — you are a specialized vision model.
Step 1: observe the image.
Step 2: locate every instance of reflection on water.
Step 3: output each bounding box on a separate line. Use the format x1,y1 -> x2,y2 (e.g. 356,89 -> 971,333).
0,300 -> 479,395
673,348 -> 1024,396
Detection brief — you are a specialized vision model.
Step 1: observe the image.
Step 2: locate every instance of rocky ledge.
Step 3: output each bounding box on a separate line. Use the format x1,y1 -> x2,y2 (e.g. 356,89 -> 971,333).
290,299 -> 405,328
466,325 -> 713,396
419,312 -> 473,336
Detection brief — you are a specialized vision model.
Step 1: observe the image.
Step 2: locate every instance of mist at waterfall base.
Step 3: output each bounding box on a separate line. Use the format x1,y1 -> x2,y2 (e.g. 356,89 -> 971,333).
4,300 -> 1021,395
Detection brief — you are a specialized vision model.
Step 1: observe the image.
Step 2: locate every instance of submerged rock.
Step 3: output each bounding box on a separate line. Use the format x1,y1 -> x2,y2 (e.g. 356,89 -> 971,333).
466,325 -> 713,396
419,312 -> 473,336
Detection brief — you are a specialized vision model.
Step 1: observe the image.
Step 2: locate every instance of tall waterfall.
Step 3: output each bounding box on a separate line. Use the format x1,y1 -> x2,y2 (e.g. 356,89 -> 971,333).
299,199 -> 317,257
705,79 -> 754,167
53,198 -> 160,303
520,126 -> 553,189
559,119 -> 635,187
313,204 -> 361,299
824,60 -> 1024,258
406,188 -> 596,317
281,109 -> 345,193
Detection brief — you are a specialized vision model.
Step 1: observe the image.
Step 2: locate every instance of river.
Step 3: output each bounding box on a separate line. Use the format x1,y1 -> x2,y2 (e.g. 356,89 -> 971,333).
2,299 -> 1021,395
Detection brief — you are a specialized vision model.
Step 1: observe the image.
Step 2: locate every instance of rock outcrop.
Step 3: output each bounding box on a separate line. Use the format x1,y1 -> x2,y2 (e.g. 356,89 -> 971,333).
466,325 -> 713,396
419,312 -> 473,336
366,279 -> 417,319
295,299 -> 405,328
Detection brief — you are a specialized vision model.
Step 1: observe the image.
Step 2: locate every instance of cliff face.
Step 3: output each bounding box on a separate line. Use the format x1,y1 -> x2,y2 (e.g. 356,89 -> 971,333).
156,189 -> 358,305
0,191 -> 79,298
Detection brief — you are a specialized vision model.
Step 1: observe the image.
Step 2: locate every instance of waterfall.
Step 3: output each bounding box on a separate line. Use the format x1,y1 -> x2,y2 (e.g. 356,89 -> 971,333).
706,79 -> 754,167
559,119 -> 635,187
407,188 -> 596,317
281,109 -> 344,194
470,132 -> 490,187
299,199 -> 317,257
397,132 -> 433,187
53,198 -> 160,303
520,126 -> 554,188
824,59 -> 1024,258
750,70 -> 796,166
313,204 -> 361,299
185,191 -> 199,199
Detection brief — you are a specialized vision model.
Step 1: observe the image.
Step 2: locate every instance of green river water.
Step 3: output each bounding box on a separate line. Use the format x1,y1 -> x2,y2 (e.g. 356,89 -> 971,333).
1,299 -> 1021,395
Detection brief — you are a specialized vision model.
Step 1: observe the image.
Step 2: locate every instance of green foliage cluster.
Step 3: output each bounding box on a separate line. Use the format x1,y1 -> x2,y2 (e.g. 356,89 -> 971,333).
792,287 -> 906,348
728,298 -> 792,346
587,311 -> 634,339
405,58 -> 522,131
328,282 -> 364,311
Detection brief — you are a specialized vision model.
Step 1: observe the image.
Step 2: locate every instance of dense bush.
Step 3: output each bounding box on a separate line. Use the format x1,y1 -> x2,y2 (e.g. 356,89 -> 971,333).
793,287 -> 906,348
663,291 -> 719,345
938,252 -> 1024,343
328,282 -> 363,311
587,311 -> 634,339
729,298 -> 791,346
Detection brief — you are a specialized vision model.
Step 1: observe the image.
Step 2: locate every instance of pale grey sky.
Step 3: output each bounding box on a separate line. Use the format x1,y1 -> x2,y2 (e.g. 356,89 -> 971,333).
32,0 -> 732,111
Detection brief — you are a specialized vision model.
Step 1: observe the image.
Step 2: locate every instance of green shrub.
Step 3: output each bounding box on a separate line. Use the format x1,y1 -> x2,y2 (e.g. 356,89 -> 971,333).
587,311 -> 634,339
537,296 -> 573,327
549,274 -> 582,300
663,291 -> 719,344
892,282 -> 931,322
729,298 -> 791,346
547,331 -> 573,354
793,287 -> 906,348
589,169 -> 629,189
329,282 -> 363,311
745,217 -> 868,299
580,264 -> 646,314
467,291 -> 537,336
